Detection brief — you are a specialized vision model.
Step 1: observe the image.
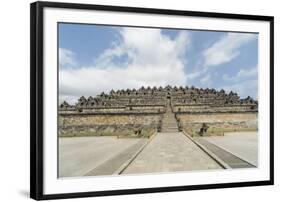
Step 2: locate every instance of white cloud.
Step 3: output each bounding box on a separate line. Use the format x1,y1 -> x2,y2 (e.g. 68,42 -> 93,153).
186,67 -> 209,82
59,48 -> 76,68
223,66 -> 257,82
59,28 -> 190,104
221,66 -> 258,99
221,79 -> 258,99
203,33 -> 256,67
200,74 -> 212,86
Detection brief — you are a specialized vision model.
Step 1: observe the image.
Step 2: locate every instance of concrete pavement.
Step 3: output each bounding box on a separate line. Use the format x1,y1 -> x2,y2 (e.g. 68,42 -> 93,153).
59,136 -> 142,177
122,132 -> 222,174
59,132 -> 257,177
200,132 -> 258,166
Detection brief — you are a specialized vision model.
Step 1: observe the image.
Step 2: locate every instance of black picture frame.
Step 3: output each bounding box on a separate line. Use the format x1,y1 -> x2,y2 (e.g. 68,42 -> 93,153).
30,1 -> 274,200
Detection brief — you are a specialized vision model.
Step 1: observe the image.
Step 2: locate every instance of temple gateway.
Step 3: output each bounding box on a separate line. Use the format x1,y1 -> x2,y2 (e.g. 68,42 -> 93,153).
59,85 -> 258,137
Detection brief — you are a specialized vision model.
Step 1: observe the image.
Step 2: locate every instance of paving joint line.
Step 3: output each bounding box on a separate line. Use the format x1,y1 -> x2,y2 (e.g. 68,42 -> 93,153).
196,137 -> 256,167
83,138 -> 146,176
115,132 -> 158,175
182,131 -> 231,169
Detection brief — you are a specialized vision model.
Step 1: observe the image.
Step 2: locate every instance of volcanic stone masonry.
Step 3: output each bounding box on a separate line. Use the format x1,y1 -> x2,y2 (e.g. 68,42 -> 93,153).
59,85 -> 258,137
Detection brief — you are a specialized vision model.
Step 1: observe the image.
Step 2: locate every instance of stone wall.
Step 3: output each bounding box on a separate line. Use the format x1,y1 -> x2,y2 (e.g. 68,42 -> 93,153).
59,114 -> 162,126
176,112 -> 258,130
58,113 -> 162,137
173,105 -> 256,113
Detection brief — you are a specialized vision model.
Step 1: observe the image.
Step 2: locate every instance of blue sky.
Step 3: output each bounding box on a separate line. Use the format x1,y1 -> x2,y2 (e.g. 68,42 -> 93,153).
59,23 -> 258,104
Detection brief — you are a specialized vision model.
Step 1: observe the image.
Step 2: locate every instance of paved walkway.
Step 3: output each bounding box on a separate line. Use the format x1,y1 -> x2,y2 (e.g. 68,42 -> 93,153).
122,132 -> 222,174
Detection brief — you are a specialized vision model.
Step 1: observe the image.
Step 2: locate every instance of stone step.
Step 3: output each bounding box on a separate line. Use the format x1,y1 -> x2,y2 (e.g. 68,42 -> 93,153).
162,125 -> 178,128
162,127 -> 178,130
162,124 -> 178,127
162,129 -> 178,132
162,120 -> 177,123
161,129 -> 179,132
161,126 -> 178,129
162,120 -> 177,122
162,119 -> 177,122
161,103 -> 179,133
162,127 -> 178,129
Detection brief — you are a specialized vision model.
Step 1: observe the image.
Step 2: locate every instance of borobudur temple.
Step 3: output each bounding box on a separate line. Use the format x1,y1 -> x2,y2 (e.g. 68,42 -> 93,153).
59,85 -> 258,138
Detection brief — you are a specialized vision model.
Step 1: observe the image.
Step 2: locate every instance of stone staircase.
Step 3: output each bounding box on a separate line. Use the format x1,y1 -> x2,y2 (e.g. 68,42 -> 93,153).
161,100 -> 179,133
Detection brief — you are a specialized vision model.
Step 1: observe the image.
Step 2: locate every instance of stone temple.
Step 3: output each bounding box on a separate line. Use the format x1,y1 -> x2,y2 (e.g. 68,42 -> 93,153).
59,85 -> 258,138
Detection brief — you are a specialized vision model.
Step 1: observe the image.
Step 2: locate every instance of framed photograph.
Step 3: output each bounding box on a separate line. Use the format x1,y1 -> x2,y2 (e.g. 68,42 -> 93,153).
30,1 -> 274,200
